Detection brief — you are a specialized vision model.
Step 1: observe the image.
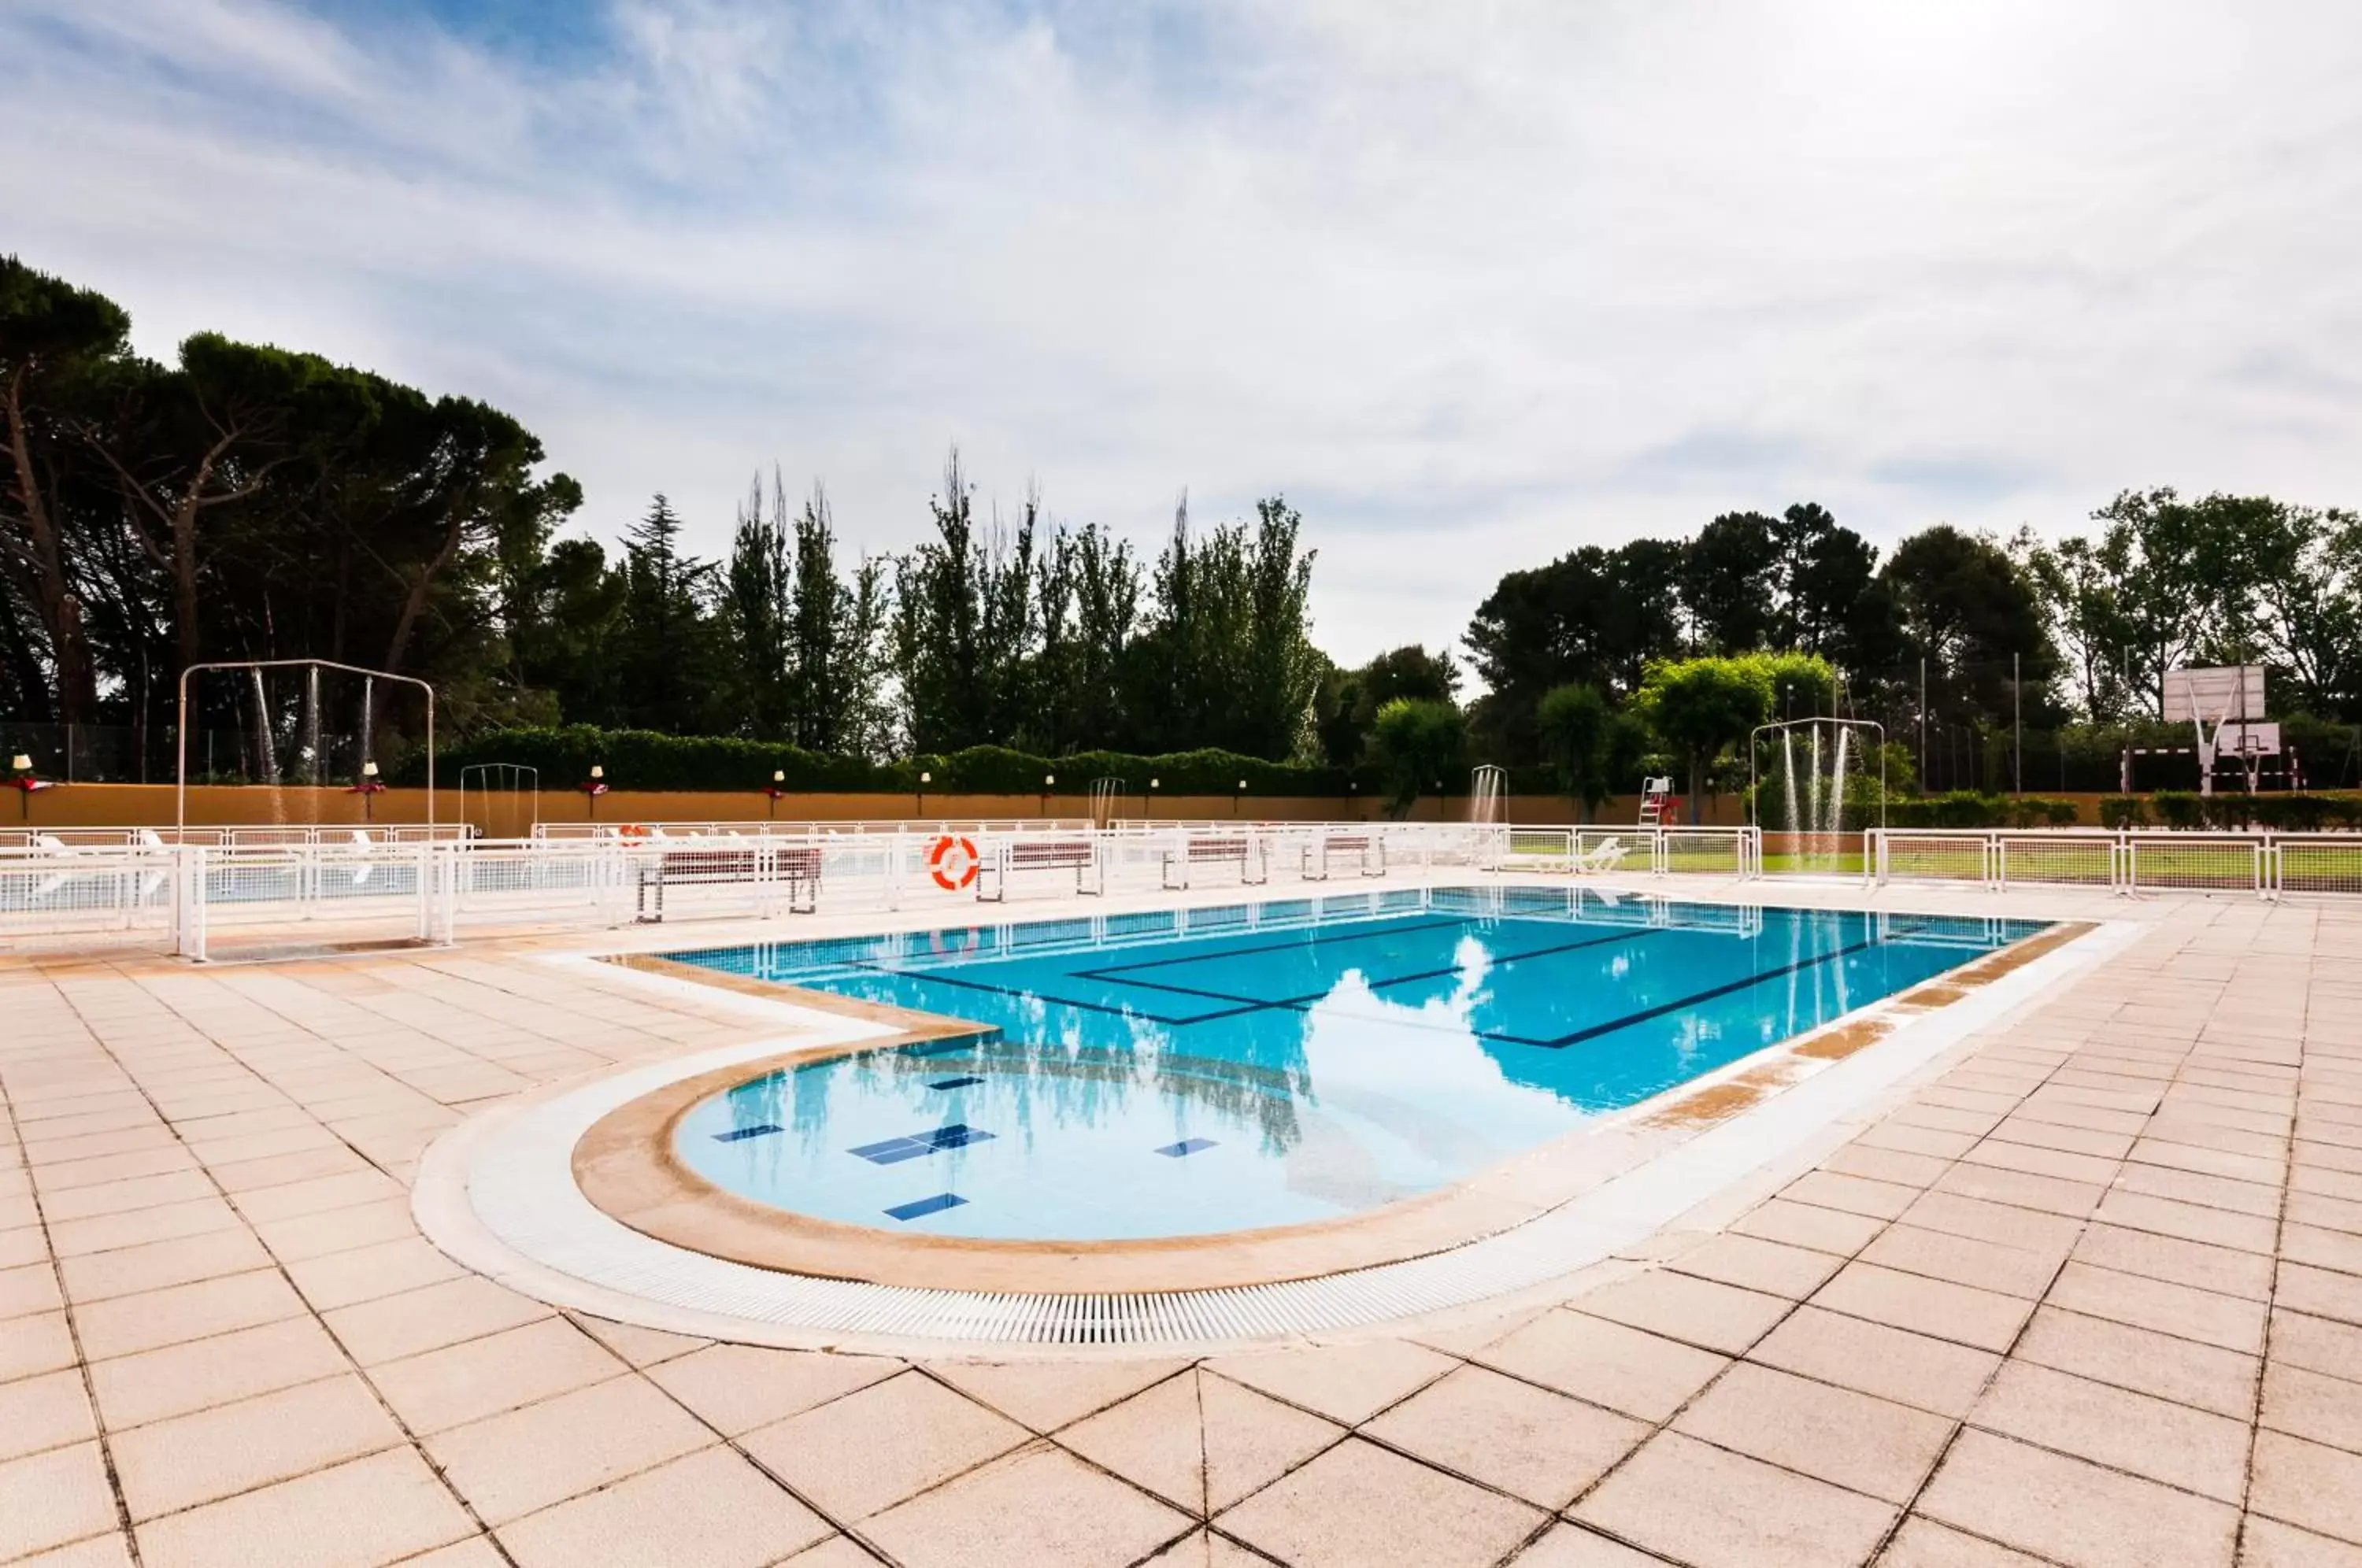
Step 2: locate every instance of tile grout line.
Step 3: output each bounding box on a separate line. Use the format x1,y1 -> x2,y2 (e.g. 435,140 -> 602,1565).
45,978 -> 527,1567
0,1035 -> 150,1567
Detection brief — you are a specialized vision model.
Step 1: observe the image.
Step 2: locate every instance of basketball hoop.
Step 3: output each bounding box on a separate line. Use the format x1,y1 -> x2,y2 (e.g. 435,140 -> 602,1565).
2162,666 -> 2270,796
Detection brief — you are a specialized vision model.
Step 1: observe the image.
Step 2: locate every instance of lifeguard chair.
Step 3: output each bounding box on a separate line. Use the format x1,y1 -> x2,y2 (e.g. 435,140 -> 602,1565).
1638,775 -> 1677,827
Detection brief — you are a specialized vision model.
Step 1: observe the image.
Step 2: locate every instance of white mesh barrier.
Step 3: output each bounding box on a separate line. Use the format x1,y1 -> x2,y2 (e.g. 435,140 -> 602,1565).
1868,828 -> 2360,900
0,849 -> 179,945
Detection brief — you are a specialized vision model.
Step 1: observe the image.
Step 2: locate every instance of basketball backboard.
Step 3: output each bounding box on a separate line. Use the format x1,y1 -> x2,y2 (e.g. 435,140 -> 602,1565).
2162,665 -> 2264,724
2218,722 -> 2282,757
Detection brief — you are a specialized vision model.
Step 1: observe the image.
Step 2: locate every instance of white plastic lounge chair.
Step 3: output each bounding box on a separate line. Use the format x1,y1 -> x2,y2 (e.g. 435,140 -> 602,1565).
1572,838 -> 1627,875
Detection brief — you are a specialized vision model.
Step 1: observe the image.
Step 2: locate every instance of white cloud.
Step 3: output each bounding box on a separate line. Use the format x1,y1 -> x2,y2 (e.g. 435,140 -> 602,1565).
7,0 -> 2361,667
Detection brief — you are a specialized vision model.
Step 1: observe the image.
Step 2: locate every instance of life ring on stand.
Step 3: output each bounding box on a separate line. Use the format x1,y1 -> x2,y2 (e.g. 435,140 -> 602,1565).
927,834 -> 980,891
618,823 -> 650,840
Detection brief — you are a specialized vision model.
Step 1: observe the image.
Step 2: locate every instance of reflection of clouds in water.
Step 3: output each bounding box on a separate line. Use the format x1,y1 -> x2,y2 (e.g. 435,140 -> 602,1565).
1296,935 -> 1588,1170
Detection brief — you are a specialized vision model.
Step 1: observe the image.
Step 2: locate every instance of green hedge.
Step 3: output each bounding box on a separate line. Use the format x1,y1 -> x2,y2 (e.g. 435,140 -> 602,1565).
401,727 -> 1357,796
1879,792 -> 2082,830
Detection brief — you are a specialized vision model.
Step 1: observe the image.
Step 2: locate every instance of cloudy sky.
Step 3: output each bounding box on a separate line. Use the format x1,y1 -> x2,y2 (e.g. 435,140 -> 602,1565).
9,1 -> 2361,667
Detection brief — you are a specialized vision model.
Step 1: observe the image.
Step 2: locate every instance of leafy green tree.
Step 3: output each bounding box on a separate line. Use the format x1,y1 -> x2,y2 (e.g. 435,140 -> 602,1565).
891,451 -> 1038,753
1683,512 -> 1780,653
1633,656 -> 1775,822
1316,643 -> 1458,767
1874,524 -> 2056,723
1,256 -> 128,724
1536,682 -> 1618,819
1772,503 -> 1879,657
1365,697 -> 1466,813
1463,539 -> 1685,762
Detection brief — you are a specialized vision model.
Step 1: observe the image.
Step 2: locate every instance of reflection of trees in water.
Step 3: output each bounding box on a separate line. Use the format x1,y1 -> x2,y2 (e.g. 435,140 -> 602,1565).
727,996 -> 1313,1163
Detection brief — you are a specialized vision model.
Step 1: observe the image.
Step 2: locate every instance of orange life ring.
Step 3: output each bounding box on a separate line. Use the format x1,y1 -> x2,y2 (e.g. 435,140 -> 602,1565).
619,823 -> 650,839
927,834 -> 979,890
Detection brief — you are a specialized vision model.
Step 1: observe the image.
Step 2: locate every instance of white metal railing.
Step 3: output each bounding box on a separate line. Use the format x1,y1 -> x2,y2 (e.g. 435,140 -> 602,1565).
1869,828 -> 2362,900
0,824 -> 470,852
0,819 -> 1772,960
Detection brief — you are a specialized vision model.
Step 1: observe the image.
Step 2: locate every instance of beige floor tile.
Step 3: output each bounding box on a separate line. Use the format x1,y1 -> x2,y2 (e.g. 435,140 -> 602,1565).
1205,1337 -> 1457,1426
1827,1141 -> 1953,1189
0,1368 -> 96,1463
646,1343 -> 901,1437
1504,1524 -> 1664,1566
2279,1261 -> 2362,1327
1960,1137 -> 2121,1186
1473,1309 -> 1727,1422
740,1370 -> 1027,1522
495,1446 -> 831,1568
2,1259 -> 65,1320
0,1224 -> 45,1270
1572,1268 -> 1790,1355
1218,1437 -> 1543,1568
1746,1302 -> 2001,1418
0,1309 -> 79,1383
113,1373 -> 402,1520
2046,1261 -> 2268,1353
72,1269 -> 305,1359
1572,1429 -> 1896,1568
2284,1222 -> 2362,1280
228,1169 -> 404,1222
34,1147 -> 199,1193
324,1274 -> 550,1366
2073,1222 -> 2276,1300
1812,1260 -> 2034,1352
2012,1306 -> 2257,1420
2260,1360 -> 2362,1455
370,1536 -> 506,1566
56,1229 -> 274,1306
1673,1360 -> 1953,1504
1968,1360 -> 2250,1503
248,1197 -> 417,1263
2113,1163 -> 2282,1219
2097,1192 -> 2279,1255
925,1355 -> 1189,1433
7,1529 -> 139,1566
0,1443 -> 121,1562
1140,1528 -> 1276,1566
1055,1367 -> 1208,1513
1364,1365 -> 1646,1509
284,1237 -> 464,1312
1901,1189 -> 2087,1254
2249,1429 -> 2362,1547
133,1447 -> 473,1568
2238,1516 -> 2362,1568
1860,1223 -> 2066,1299
1726,1196 -> 1886,1256
777,1538 -> 883,1568
1931,1162 -> 2107,1219
367,1318 -> 626,1436
1879,1517 -> 2053,1566
565,1312 -> 709,1367
424,1374 -> 712,1524
1668,1232 -> 1844,1298
1916,1429 -> 2238,1568
38,1170 -> 217,1222
1783,1169 -> 1921,1220
866,1443 -> 1193,1568
45,1198 -> 245,1259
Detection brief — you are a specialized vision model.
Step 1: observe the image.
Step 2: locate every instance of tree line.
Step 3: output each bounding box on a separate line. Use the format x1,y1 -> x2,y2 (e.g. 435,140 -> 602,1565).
2,256 -> 1320,769
11,253 -> 2359,798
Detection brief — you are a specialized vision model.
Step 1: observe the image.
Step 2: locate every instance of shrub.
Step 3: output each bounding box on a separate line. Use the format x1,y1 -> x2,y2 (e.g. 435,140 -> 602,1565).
2097,795 -> 2149,830
2149,790 -> 2204,830
407,727 -> 1353,796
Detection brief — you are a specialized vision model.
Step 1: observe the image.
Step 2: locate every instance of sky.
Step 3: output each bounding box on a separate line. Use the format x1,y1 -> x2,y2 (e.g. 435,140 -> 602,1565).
8,0 -> 2362,669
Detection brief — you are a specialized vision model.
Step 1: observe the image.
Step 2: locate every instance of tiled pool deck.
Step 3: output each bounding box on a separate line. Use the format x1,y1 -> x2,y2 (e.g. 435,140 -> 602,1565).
2,879 -> 2359,1567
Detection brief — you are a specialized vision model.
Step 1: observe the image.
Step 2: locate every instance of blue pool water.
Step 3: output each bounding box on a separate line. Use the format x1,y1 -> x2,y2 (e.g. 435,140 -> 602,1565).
665,888 -> 2045,1241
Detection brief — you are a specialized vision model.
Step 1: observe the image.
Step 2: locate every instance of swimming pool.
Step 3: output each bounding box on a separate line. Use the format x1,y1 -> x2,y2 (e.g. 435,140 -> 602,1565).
661,887 -> 2045,1242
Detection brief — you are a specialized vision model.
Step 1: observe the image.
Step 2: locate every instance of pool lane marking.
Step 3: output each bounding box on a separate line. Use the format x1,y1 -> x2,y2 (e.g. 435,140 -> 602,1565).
1076,914 -> 1477,976
1072,925 -> 1670,1014
1534,935 -> 1883,1048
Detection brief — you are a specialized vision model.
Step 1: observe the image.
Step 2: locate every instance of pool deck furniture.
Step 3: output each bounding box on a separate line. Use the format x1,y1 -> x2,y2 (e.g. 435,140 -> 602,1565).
976,835 -> 1103,902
